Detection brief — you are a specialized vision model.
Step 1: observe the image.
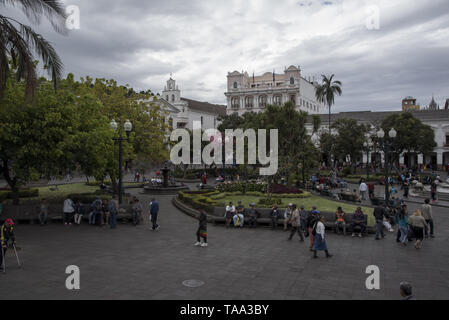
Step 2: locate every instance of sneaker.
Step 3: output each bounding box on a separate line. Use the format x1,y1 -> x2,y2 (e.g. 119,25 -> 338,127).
326,254 -> 333,258
194,242 -> 201,246
200,243 -> 208,247
155,226 -> 160,231
358,233 -> 362,238
64,223 -> 68,226
352,233 -> 355,237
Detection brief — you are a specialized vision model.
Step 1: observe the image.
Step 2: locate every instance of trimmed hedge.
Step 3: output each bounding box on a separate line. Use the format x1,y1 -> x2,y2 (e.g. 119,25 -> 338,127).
178,190 -> 312,212
0,189 -> 39,201
216,181 -> 267,193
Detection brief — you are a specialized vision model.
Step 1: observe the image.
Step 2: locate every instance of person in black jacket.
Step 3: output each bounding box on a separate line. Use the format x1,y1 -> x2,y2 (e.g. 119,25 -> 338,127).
1,219 -> 16,270
194,209 -> 207,247
373,205 -> 385,240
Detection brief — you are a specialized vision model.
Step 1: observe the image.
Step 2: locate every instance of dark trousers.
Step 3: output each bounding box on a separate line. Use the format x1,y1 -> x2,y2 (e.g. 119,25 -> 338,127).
109,212 -> 117,229
271,216 -> 279,230
289,226 -> 304,241
0,247 -> 6,268
248,216 -> 257,228
64,212 -> 73,224
151,212 -> 159,230
196,227 -> 207,243
351,222 -> 366,234
375,219 -> 385,239
132,211 -> 141,225
425,219 -> 434,236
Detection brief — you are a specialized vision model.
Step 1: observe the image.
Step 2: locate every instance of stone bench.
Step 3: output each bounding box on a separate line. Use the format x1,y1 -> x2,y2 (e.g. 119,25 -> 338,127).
1,203 -> 135,225
210,208 -> 373,233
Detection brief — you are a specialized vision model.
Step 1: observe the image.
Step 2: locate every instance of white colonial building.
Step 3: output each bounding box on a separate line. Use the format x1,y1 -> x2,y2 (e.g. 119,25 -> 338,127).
225,65 -> 325,116
306,109 -> 449,170
146,77 -> 226,131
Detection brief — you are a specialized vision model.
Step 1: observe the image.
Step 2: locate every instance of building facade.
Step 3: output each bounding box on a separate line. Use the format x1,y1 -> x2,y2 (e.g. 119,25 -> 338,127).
306,109 -> 449,169
224,65 -> 324,116
145,77 -> 226,131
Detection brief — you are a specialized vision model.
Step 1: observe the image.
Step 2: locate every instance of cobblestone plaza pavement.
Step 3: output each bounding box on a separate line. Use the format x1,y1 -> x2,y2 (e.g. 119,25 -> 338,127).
1,190 -> 449,300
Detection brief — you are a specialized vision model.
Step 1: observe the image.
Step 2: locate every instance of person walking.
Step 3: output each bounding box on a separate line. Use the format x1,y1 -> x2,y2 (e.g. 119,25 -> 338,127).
283,203 -> 293,231
63,196 -> 75,226
359,180 -> 368,201
38,198 -> 48,226
430,182 -> 437,202
194,209 -> 208,247
403,181 -> 409,199
299,205 -> 308,234
421,198 -> 434,238
149,198 -> 160,231
408,210 -> 428,249
396,208 -> 409,246
400,282 -> 416,300
108,195 -> 119,229
132,198 -> 142,226
0,219 -> 16,271
313,216 -> 332,258
373,205 -> 386,240
307,207 -> 320,251
288,204 -> 304,241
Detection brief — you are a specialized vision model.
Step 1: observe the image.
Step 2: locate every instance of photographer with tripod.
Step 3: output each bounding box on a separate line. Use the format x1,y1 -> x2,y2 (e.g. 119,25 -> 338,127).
1,219 -> 17,272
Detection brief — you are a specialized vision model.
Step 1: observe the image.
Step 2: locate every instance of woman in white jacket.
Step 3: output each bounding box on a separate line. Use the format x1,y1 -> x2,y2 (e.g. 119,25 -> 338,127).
313,215 -> 332,258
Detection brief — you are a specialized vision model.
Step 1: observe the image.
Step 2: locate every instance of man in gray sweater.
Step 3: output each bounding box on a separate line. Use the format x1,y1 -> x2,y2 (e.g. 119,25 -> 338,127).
421,198 -> 434,238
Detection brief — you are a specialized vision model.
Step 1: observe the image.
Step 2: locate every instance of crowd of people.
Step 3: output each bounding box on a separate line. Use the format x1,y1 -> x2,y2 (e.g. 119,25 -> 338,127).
35,195 -> 161,230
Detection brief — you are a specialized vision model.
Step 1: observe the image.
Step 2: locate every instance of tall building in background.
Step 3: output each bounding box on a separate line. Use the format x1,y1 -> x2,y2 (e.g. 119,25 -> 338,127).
224,65 -> 325,116
402,96 -> 420,111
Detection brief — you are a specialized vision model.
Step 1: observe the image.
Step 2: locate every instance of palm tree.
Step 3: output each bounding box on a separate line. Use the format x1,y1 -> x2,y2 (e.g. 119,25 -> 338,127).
315,74 -> 342,134
0,0 -> 67,101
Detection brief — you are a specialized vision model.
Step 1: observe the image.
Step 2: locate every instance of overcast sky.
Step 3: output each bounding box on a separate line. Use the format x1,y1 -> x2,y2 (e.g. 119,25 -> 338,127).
3,0 -> 449,112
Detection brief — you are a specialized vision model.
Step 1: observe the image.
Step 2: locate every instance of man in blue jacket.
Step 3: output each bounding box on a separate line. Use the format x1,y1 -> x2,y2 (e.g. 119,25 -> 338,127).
149,198 -> 160,231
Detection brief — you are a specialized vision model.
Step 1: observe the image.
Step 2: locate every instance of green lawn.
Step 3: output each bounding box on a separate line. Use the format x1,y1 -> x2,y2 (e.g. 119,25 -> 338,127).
36,183 -> 100,199
216,195 -> 375,225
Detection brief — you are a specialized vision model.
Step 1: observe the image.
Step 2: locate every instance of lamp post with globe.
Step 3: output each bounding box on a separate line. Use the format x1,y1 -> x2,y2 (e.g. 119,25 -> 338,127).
110,119 -> 133,204
376,128 -> 397,208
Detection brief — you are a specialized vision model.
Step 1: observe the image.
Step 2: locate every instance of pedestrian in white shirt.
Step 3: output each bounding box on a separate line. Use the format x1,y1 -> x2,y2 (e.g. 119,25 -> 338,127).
359,180 -> 368,201
313,216 -> 332,258
63,197 -> 75,226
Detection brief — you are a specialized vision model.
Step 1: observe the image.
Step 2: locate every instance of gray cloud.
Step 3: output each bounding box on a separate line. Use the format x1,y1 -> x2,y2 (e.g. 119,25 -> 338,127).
2,0 -> 449,111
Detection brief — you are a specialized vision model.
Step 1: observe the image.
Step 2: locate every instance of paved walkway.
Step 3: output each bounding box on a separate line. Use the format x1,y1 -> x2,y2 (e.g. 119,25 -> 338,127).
1,186 -> 449,300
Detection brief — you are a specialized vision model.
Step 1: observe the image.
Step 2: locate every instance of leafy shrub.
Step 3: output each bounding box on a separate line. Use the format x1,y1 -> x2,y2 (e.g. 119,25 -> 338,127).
270,184 -> 303,194
216,181 -> 267,193
0,188 -> 39,201
341,167 -> 352,176
257,198 -> 283,206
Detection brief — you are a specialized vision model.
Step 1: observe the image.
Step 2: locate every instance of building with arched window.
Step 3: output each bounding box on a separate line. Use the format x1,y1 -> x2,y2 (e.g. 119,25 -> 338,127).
225,65 -> 324,116
145,77 -> 226,132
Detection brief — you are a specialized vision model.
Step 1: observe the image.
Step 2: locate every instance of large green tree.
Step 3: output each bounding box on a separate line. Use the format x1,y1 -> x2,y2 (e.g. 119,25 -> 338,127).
331,118 -> 368,169
0,69 -> 77,203
380,112 -> 436,160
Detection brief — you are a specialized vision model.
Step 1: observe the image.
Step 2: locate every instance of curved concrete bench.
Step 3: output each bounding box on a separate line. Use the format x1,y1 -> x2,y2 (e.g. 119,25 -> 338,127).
173,196 -> 376,234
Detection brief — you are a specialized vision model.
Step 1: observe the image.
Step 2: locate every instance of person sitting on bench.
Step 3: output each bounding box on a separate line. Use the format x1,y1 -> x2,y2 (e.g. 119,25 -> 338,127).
351,207 -> 366,238
334,207 -> 346,235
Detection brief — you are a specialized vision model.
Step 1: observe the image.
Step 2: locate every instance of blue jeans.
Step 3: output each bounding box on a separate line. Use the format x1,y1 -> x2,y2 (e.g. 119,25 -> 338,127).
375,219 -> 384,239
110,212 -> 117,229
89,211 -> 96,225
399,225 -> 408,243
233,214 -> 244,227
